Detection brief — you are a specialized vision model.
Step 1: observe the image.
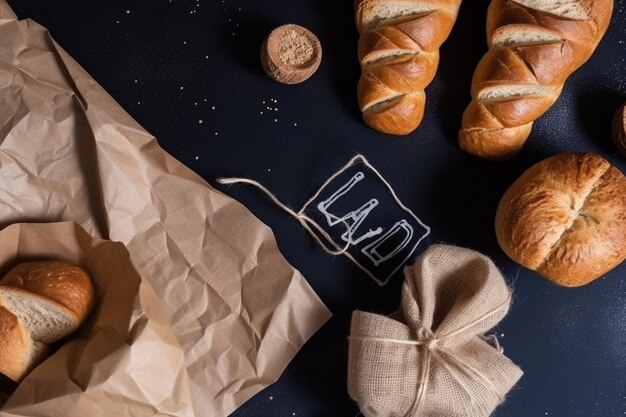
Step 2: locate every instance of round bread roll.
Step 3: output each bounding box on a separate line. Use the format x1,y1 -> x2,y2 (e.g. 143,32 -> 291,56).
0,306 -> 46,382
0,260 -> 94,381
495,152 -> 626,287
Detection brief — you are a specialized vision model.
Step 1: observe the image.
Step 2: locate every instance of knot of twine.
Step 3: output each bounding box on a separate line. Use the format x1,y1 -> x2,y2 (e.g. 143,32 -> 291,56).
349,293 -> 511,416
217,176 -> 353,256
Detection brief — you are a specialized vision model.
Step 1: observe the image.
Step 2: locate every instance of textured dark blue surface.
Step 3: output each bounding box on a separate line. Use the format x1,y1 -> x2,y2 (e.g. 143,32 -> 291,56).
8,1 -> 626,416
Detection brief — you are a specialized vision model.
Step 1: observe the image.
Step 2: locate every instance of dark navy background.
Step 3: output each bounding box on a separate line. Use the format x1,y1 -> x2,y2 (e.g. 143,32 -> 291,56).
8,1 -> 626,416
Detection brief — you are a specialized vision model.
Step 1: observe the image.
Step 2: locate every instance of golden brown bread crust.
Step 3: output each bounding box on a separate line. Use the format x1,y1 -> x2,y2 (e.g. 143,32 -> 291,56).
0,306 -> 30,381
495,152 -> 626,287
0,261 -> 92,382
0,261 -> 94,321
355,0 -> 463,135
459,0 -> 613,159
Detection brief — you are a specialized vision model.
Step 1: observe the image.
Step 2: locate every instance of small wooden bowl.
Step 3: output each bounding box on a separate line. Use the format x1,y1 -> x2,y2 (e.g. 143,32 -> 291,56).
260,24 -> 322,85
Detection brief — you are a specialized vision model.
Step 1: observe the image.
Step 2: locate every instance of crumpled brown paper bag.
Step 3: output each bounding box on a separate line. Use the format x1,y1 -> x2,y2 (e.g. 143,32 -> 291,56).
0,221 -> 192,416
0,2 -> 331,416
348,244 -> 523,417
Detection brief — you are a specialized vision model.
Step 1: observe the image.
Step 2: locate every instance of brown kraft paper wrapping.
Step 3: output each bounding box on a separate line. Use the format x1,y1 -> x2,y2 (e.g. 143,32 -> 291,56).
0,222 -> 192,416
0,2 -> 331,415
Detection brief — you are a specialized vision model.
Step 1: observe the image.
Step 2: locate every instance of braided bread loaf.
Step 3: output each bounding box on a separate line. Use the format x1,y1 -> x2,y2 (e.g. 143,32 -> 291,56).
355,0 -> 463,135
458,0 -> 613,160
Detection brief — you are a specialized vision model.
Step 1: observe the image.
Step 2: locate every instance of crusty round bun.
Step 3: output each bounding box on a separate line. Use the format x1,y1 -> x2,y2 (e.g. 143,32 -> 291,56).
0,261 -> 94,321
0,261 -> 93,381
0,261 -> 95,344
495,152 -> 626,287
0,306 -> 46,382
0,306 -> 31,381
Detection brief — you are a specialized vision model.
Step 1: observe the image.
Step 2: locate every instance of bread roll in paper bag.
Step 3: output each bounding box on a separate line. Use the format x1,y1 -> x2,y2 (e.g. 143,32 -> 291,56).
0,2 -> 331,415
0,222 -> 191,415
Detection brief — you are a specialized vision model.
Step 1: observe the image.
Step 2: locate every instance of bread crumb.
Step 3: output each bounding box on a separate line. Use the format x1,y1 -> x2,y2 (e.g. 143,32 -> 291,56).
278,30 -> 314,67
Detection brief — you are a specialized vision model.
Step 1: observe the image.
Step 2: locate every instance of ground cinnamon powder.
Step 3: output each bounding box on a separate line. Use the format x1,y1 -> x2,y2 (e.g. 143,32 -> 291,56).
277,29 -> 313,67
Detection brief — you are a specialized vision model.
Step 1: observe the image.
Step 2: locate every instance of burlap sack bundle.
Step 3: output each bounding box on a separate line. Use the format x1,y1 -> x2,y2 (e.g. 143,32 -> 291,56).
348,245 -> 523,417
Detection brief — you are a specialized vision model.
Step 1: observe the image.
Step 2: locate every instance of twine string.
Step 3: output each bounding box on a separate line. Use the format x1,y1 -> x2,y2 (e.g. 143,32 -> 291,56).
218,154 -> 430,284
217,176 -> 353,255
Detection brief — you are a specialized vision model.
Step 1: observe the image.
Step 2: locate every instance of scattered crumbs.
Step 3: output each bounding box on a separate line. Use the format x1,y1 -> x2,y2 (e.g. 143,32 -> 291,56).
236,23 -> 239,27
260,111 -> 263,114
500,333 -> 505,337
180,86 -> 184,90
238,7 -> 242,11
134,79 -> 138,83
198,119 -> 203,124
205,55 -> 209,59
204,98 -> 208,102
183,41 -> 187,45
274,119 -> 278,122
267,168 -> 271,172
137,101 -> 141,104
194,102 -> 198,106
125,9 -> 130,14
214,132 -> 218,135
116,20 -> 120,24
195,156 -> 199,160
211,105 -> 215,109
293,413 -> 296,416
269,396 -> 273,401
294,123 -> 298,127
231,32 -> 236,37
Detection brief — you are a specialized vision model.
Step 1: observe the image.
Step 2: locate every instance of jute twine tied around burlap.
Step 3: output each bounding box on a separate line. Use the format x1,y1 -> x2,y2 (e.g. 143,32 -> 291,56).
348,245 -> 523,417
